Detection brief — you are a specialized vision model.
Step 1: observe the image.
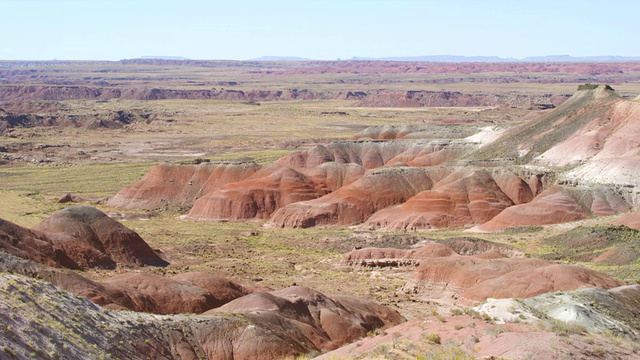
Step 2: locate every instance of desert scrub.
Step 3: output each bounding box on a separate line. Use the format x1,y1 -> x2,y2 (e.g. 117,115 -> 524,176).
502,225 -> 544,234
549,320 -> 587,336
424,332 -> 441,344
417,345 -> 475,360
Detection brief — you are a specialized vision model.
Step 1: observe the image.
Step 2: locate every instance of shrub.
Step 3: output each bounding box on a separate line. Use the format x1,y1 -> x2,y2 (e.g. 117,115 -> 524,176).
425,332 -> 441,344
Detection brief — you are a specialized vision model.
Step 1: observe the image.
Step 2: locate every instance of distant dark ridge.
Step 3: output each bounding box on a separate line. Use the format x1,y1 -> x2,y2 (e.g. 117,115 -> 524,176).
249,56 -> 313,61
138,56 -> 190,60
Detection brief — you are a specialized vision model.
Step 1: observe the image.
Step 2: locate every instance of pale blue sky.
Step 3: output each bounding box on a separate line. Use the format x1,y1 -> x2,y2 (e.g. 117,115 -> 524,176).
1,0 -> 638,60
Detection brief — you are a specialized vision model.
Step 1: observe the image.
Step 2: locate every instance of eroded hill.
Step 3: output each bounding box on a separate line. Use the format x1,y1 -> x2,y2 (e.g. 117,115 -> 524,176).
108,85 -> 640,233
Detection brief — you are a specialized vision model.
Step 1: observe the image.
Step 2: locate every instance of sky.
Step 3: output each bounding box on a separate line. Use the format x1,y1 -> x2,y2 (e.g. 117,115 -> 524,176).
1,0 -> 639,61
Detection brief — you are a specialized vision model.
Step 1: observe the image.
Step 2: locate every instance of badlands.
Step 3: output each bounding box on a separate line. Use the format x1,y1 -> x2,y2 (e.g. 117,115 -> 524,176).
1,60 -> 640,359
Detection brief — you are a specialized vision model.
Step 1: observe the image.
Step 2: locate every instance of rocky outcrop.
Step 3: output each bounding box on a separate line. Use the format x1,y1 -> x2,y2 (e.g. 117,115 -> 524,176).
342,243 -> 456,268
342,240 -> 523,268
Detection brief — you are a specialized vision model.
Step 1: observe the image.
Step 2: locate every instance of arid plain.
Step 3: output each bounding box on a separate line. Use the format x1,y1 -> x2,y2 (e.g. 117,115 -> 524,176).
2,59 -> 640,359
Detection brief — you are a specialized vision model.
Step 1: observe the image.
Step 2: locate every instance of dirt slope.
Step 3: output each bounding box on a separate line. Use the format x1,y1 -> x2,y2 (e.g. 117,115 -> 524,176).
185,165 -> 328,221
107,161 -> 261,210
477,185 -> 630,231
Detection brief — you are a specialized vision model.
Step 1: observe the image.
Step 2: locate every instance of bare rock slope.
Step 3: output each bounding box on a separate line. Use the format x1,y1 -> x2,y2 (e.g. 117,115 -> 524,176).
107,161 -> 261,210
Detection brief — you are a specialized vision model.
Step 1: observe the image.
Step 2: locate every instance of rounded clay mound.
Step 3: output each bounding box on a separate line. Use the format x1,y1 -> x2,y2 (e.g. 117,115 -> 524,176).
0,218 -> 81,269
33,206 -> 168,268
268,167 -> 437,228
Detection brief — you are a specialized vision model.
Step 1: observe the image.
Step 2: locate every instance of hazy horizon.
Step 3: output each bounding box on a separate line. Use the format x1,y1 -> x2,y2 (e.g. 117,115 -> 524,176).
1,0 -> 639,61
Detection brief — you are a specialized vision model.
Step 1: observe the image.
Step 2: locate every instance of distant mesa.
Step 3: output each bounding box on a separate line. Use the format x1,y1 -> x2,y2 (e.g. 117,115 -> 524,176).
0,108 -> 151,133
351,55 -> 516,62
